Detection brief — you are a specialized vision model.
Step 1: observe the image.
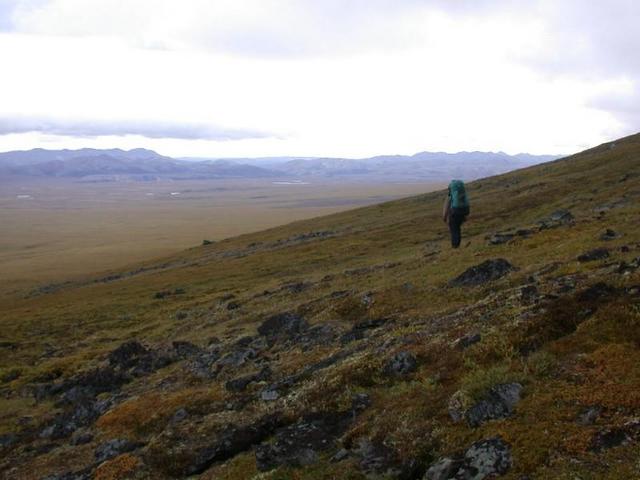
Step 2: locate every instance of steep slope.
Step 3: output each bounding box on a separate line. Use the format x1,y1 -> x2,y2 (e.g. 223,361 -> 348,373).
0,133 -> 639,479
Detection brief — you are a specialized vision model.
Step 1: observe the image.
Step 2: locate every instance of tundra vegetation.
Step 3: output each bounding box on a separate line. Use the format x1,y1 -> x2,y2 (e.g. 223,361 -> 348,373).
1,133 -> 639,479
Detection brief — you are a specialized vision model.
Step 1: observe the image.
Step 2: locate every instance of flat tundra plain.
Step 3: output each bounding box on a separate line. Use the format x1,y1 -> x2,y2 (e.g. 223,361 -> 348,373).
0,178 -> 439,296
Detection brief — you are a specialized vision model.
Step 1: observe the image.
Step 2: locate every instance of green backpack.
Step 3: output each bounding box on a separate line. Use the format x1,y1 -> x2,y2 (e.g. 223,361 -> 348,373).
449,180 -> 470,214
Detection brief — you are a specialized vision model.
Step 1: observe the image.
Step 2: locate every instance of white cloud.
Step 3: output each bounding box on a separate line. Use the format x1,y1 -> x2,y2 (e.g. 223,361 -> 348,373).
0,0 -> 637,157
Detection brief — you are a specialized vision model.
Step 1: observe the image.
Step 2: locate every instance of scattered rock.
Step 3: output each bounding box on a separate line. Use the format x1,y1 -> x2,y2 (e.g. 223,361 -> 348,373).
424,437 -> 512,480
352,438 -> 420,478
577,406 -> 602,426
549,209 -> 574,223
260,389 -> 280,401
576,282 -> 618,303
340,330 -> 365,344
170,408 -> 189,424
577,248 -> 610,262
424,457 -> 462,480
154,288 -> 186,299
225,366 -> 272,392
617,257 -> 640,274
537,210 -> 575,230
171,341 -> 202,359
108,340 -> 172,376
519,285 -> 539,305
354,318 -> 388,331
1,368 -> 21,383
464,437 -> 512,478
70,429 -> 93,446
449,383 -> 523,427
41,467 -> 92,480
95,438 -> 139,463
226,301 -> 241,310
0,433 -> 18,450
256,414 -> 345,470
450,259 -> 516,287
361,292 -> 375,308
341,318 -> 387,344
187,350 -> 221,379
148,414 -> 284,476
452,333 -> 481,350
257,312 -> 308,338
217,348 -> 257,369
487,233 -> 514,245
280,281 -> 311,294
41,392 -> 113,440
590,419 -> 640,452
384,351 -> 418,376
600,229 -> 620,241
256,396 -> 370,472
331,448 -> 350,463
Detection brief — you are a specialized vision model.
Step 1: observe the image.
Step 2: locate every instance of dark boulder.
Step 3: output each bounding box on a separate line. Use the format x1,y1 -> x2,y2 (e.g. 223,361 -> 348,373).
590,419 -> 640,452
225,366 -> 272,392
449,383 -> 523,428
576,282 -> 618,303
227,301 -> 241,310
450,259 -> 516,287
519,284 -> 539,305
70,429 -> 93,446
452,333 -> 481,351
108,341 -> 150,369
217,348 -> 257,369
171,341 -> 202,359
577,406 -> 602,426
187,351 -> 221,379
41,467 -> 92,480
577,248 -> 610,263
352,438 -> 422,479
0,433 -> 17,450
549,209 -> 574,223
257,312 -> 308,338
256,413 -> 350,471
354,318 -> 388,331
340,330 -> 365,344
384,351 -> 418,376
600,229 -> 620,241
487,233 -> 514,245
537,210 -> 575,230
60,367 -> 129,397
295,324 -> 337,348
107,340 -> 173,376
149,414 -> 283,476
95,438 -> 140,463
41,395 -> 114,440
256,395 -> 370,472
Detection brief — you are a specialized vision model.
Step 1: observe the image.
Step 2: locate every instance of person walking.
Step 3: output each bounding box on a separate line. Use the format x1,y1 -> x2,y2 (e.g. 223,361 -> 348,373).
443,180 -> 470,248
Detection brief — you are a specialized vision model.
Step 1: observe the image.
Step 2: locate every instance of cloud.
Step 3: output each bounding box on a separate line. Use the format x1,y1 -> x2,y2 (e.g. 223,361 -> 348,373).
0,116 -> 275,141
0,0 -> 21,30
589,86 -> 640,131
4,0 -> 546,57
0,1 -> 636,157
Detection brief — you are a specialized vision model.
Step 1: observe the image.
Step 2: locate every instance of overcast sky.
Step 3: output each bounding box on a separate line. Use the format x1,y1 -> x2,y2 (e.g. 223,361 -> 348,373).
0,0 -> 638,158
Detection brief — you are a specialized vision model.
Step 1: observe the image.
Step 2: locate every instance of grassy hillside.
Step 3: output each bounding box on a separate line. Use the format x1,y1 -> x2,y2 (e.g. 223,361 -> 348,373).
1,133 -> 639,479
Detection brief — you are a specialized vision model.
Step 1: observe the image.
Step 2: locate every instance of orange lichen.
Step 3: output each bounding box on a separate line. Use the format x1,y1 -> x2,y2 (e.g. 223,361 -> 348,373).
94,453 -> 139,480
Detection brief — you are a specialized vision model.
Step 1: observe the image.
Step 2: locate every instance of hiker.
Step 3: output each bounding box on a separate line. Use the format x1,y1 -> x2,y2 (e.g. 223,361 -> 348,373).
443,180 -> 470,248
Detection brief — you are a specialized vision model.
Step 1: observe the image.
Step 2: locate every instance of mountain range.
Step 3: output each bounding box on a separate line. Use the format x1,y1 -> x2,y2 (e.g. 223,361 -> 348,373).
0,147 -> 559,182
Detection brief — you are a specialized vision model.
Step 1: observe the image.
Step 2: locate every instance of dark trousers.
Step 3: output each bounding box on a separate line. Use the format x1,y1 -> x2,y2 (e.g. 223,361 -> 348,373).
448,212 -> 465,248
